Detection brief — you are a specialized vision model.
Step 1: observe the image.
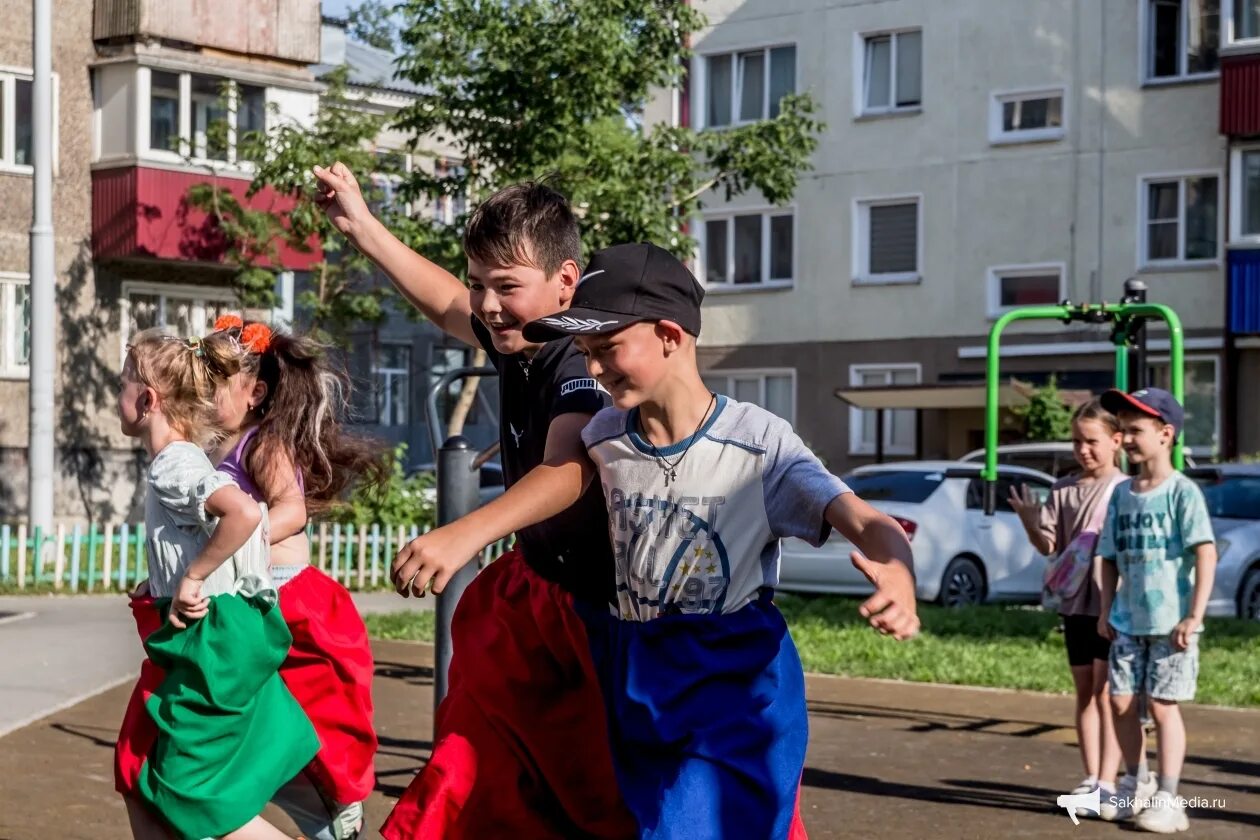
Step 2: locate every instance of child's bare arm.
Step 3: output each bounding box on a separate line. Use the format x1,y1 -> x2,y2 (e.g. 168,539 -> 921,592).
1172,542 -> 1217,650
826,494 -> 919,640
392,412 -> 596,597
251,445 -> 308,543
1096,557 -> 1118,640
312,163 -> 477,347
170,486 -> 263,627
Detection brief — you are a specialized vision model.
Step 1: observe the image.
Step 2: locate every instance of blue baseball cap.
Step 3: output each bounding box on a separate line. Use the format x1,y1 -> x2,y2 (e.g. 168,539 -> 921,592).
1100,387 -> 1184,434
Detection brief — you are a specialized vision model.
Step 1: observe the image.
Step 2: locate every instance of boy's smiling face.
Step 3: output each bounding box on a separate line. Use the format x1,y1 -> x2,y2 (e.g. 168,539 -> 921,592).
468,245 -> 579,356
576,321 -> 687,410
1117,409 -> 1175,465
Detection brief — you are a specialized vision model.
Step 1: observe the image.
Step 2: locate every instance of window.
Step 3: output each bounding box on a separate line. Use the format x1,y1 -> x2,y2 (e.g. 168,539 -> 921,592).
702,45 -> 796,128
374,343 -> 412,428
1141,173 -> 1219,266
848,365 -> 920,456
144,68 -> 266,164
0,70 -> 54,172
1145,0 -> 1219,82
966,475 -> 1051,512
149,71 -> 181,154
1149,356 -> 1219,456
986,264 -> 1066,317
701,210 -> 794,287
121,284 -> 239,359
700,370 -> 795,422
858,30 -> 922,115
841,470 -> 944,504
1223,0 -> 1260,44
0,273 -> 30,378
1229,146 -> 1260,242
854,197 -> 921,284
990,88 -> 1065,144
432,157 -> 468,224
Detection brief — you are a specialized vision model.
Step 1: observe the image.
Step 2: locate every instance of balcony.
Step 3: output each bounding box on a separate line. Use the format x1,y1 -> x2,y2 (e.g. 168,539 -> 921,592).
92,166 -> 320,269
94,0 -> 321,65
1221,53 -> 1260,137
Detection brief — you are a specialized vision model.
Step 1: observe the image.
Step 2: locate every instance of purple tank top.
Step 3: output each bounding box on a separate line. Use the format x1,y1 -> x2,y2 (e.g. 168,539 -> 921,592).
217,426 -> 265,502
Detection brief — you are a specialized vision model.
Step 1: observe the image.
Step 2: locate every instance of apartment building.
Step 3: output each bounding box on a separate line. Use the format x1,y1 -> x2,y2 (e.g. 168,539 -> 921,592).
677,0 -> 1257,470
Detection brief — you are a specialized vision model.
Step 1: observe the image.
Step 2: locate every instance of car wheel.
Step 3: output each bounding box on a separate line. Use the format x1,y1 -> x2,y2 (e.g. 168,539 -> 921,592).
940,557 -> 985,608
1239,566 -> 1260,621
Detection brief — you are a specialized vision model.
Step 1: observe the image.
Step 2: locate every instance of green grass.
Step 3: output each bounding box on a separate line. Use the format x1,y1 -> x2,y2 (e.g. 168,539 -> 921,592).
363,595 -> 1260,708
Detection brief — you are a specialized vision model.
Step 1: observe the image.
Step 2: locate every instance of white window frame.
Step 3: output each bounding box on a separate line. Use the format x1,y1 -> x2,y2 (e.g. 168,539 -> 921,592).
119,281 -> 240,363
988,86 -> 1067,145
848,363 -> 922,456
1228,143 -> 1260,244
1141,0 -> 1221,85
0,66 -> 59,176
373,341 -> 412,428
700,368 -> 796,423
1149,353 -> 1220,456
431,156 -> 468,224
138,66 -> 262,169
696,207 -> 796,291
852,194 -> 923,285
0,271 -> 30,379
853,28 -> 923,118
986,263 -> 1067,319
1222,0 -> 1260,48
692,43 -> 798,131
1137,169 -> 1223,269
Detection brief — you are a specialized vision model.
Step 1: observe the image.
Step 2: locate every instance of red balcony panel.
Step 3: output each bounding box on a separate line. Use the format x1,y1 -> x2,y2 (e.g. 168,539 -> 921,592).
91,166 -> 321,269
1221,54 -> 1260,137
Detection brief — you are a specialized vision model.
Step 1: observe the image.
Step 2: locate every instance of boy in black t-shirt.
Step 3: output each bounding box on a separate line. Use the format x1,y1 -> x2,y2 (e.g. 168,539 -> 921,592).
314,164 -> 635,838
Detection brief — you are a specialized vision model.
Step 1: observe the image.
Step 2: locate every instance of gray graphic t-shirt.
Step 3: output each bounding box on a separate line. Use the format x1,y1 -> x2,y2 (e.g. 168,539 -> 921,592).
582,396 -> 851,620
1097,472 -> 1214,637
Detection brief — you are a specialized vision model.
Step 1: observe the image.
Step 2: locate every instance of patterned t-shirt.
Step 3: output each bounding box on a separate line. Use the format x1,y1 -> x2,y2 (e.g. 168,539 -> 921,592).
1097,472 -> 1215,636
582,396 -> 851,620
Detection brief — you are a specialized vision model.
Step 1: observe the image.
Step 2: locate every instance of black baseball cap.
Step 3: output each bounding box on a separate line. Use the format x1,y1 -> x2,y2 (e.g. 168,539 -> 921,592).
522,242 -> 704,341
1101,387 -> 1184,435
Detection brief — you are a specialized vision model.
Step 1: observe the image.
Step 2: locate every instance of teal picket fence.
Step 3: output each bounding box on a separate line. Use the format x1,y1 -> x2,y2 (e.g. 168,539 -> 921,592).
0,521 -> 511,593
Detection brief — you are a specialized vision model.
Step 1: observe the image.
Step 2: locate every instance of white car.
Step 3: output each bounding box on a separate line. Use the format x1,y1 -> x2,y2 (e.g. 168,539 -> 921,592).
778,461 -> 1055,606
1189,464 -> 1260,619
961,442 -> 1196,478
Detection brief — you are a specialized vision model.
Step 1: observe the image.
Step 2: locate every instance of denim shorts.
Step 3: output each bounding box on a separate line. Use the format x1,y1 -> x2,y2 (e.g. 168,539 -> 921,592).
1109,631 -> 1200,702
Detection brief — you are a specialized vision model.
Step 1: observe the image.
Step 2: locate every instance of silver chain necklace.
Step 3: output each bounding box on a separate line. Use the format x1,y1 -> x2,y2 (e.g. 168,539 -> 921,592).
643,392 -> 716,486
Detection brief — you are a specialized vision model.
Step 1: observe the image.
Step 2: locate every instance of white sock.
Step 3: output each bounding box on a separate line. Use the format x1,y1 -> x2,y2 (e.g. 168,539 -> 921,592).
1099,780 -> 1116,793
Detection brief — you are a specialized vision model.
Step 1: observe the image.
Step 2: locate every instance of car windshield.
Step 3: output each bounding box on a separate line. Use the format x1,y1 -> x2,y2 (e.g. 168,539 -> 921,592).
1194,475 -> 1260,520
842,470 -> 944,504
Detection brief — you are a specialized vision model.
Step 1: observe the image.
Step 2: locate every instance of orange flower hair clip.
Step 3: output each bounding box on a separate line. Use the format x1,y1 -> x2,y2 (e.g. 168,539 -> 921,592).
240,322 -> 273,354
214,314 -> 244,332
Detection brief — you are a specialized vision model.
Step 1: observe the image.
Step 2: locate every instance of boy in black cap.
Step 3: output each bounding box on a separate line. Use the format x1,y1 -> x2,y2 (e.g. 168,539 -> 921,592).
1094,387 -> 1217,832
398,242 -> 918,839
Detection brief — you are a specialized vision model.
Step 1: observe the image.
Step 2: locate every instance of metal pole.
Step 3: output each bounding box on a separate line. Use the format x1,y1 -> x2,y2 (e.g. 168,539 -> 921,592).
433,435 -> 481,712
26,0 -> 55,531
1123,277 -> 1148,393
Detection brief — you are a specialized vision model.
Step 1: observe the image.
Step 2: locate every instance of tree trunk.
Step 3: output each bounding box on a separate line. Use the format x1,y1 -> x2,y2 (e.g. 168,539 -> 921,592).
446,347 -> 487,437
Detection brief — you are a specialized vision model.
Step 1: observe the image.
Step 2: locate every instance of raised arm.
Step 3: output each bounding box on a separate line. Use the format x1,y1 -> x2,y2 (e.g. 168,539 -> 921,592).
391,412 -> 597,597
313,162 -> 477,346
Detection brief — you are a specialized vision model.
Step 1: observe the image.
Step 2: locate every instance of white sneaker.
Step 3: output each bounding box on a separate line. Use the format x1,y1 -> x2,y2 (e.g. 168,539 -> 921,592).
1100,773 -> 1157,821
1063,779 -> 1100,818
1134,790 -> 1190,833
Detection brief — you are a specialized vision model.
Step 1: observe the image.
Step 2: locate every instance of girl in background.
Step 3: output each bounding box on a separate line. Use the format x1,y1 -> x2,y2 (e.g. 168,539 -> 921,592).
211,315 -> 384,840
1010,400 -> 1129,816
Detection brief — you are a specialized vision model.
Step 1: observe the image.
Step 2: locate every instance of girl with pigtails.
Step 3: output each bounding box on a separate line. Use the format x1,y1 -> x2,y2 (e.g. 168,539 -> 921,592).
209,315 -> 386,840
114,327 -> 319,840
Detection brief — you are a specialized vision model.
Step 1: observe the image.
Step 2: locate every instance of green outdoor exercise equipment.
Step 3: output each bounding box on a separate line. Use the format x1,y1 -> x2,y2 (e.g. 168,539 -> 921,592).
982,285 -> 1185,515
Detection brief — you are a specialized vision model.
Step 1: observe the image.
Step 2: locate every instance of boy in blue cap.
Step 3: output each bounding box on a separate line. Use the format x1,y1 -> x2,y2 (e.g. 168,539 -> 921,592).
1095,387 -> 1217,833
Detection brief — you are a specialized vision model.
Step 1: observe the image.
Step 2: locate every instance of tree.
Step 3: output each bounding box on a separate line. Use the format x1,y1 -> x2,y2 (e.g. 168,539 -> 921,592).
389,0 -> 824,261
347,0 -> 399,53
1011,377 -> 1074,442
184,68 -> 402,340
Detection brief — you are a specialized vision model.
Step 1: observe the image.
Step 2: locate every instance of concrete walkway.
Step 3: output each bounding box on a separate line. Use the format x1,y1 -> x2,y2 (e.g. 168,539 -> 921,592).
1,638 -> 1256,839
